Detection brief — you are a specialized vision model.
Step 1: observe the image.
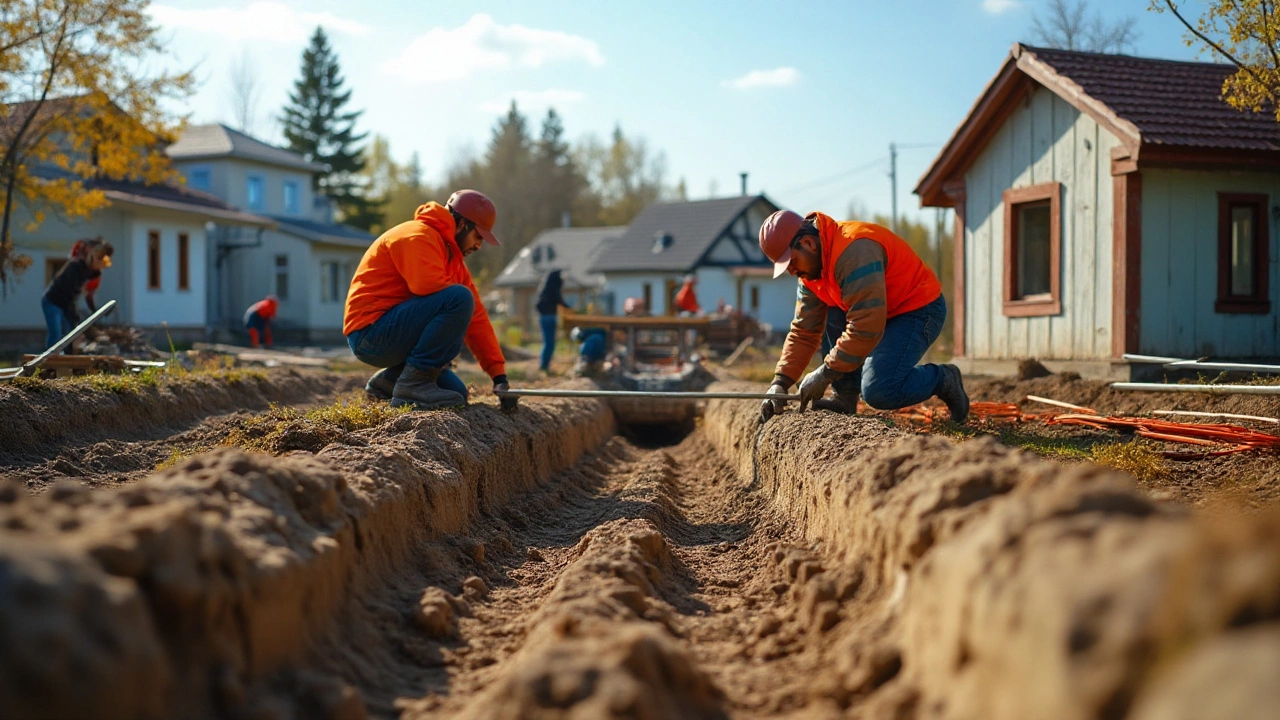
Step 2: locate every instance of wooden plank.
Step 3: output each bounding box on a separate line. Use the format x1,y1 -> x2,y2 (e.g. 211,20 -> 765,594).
564,314 -> 711,328
991,102 -> 1015,359
1094,126 -> 1117,358
1072,112 -> 1098,358
969,152 -> 993,357
1048,94 -> 1078,360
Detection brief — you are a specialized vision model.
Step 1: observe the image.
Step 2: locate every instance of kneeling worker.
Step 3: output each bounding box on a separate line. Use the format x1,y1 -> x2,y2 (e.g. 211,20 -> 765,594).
244,295 -> 278,348
758,209 -> 968,422
343,190 -> 516,412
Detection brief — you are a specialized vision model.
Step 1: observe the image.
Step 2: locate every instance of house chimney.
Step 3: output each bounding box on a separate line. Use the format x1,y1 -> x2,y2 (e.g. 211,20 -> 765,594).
561,210 -> 571,228
740,172 -> 748,196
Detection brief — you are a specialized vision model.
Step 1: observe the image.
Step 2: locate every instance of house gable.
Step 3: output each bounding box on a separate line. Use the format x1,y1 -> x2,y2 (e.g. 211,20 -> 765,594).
696,197 -> 775,267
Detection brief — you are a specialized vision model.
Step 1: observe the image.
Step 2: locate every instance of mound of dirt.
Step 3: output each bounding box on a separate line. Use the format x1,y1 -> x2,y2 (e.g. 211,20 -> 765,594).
0,393 -> 613,719
705,381 -> 1280,719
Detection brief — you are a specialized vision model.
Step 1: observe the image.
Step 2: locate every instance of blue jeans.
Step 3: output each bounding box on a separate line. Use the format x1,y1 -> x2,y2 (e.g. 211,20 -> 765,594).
345,286 -> 474,399
820,294 -> 947,409
538,314 -> 558,370
41,296 -> 72,350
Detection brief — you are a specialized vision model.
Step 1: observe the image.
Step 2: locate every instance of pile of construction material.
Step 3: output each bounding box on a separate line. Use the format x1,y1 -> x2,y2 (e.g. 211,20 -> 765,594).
79,325 -> 166,360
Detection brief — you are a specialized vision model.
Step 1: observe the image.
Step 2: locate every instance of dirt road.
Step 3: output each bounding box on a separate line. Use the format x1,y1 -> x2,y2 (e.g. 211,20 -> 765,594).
1,374 -> 1277,719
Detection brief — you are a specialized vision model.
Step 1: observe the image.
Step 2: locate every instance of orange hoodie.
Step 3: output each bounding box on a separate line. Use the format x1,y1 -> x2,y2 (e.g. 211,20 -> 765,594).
344,203 -> 506,378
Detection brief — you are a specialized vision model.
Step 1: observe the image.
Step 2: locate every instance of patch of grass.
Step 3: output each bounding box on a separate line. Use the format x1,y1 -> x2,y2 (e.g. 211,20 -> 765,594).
155,447 -> 191,471
8,375 -> 48,392
1091,441 -> 1170,483
78,367 -> 164,393
994,428 -> 1098,459
222,394 -> 410,454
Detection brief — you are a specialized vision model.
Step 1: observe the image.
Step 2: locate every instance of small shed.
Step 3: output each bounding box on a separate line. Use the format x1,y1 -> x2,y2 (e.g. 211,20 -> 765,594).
494,225 -> 623,334
917,44 -> 1280,378
587,195 -> 794,332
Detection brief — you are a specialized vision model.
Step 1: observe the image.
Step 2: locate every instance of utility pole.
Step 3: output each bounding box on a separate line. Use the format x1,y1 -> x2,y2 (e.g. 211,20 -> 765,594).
888,142 -> 898,234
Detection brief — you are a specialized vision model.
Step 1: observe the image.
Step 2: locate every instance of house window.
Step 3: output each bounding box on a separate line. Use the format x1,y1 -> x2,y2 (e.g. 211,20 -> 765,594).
1216,193 -> 1270,314
1002,182 -> 1061,316
320,261 -> 341,303
147,230 -> 162,290
247,175 -> 265,210
45,257 -> 68,285
642,282 -> 652,313
284,180 -> 299,215
750,286 -> 760,312
177,233 -> 190,291
188,168 -> 210,191
274,254 -> 289,299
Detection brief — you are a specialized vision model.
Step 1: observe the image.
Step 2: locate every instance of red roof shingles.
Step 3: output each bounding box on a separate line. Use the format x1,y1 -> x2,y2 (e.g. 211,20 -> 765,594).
1026,46 -> 1280,152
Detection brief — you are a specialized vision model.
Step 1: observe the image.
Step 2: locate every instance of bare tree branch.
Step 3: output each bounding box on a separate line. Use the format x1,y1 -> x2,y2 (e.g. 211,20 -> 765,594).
1160,0 -> 1275,104
226,48 -> 261,135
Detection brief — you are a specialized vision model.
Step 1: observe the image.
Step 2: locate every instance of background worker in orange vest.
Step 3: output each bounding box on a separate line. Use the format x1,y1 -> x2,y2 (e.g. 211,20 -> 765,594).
757,209 -> 969,423
244,295 -> 278,348
343,190 -> 516,412
675,274 -> 700,314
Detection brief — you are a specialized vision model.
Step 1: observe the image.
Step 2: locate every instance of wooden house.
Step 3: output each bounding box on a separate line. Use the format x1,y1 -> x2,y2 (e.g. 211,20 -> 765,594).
917,44 -> 1280,378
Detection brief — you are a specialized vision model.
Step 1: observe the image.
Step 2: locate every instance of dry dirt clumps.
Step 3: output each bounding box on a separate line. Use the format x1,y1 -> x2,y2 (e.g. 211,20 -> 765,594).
703,381 -> 1280,720
0,368 -> 361,458
0,396 -> 613,719
465,519 -> 726,719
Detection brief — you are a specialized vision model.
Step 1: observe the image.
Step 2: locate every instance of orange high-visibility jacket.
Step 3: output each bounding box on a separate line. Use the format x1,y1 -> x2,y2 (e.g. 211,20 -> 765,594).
248,298 -> 278,320
776,214 -> 941,382
344,203 -> 506,379
675,280 -> 700,313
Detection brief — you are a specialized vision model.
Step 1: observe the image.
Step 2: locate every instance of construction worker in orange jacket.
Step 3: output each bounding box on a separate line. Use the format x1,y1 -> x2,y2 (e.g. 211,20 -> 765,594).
343,190 -> 516,412
757,209 -> 968,422
244,295 -> 278,348
675,275 -> 700,314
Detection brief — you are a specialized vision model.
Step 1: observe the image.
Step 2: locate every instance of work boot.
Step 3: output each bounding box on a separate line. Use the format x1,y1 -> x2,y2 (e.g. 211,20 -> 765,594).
390,366 -> 465,410
365,364 -> 403,401
812,389 -> 860,414
934,364 -> 970,423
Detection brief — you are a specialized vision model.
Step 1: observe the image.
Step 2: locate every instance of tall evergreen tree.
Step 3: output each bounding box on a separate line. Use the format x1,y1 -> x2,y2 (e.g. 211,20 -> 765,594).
281,27 -> 381,228
532,108 -> 586,230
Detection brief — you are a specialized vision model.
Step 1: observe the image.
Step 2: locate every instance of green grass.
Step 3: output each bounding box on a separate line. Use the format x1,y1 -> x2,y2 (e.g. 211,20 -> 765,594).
1090,441 -> 1170,483
221,394 -> 410,454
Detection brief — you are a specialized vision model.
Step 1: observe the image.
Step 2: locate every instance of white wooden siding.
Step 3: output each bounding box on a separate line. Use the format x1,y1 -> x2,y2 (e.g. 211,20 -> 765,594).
1140,168 -> 1280,357
963,86 -> 1118,360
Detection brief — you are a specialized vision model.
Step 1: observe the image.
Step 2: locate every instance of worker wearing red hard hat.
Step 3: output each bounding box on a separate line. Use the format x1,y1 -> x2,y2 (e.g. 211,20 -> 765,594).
244,295 -> 278,348
344,190 -> 515,411
757,209 -> 968,423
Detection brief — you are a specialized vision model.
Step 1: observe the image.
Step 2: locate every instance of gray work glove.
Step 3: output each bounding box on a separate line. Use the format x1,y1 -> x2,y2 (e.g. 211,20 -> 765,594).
493,375 -> 518,413
759,382 -> 790,422
798,365 -> 842,412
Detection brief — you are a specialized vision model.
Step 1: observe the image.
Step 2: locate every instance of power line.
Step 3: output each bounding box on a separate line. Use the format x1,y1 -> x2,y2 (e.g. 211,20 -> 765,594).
777,155 -> 888,197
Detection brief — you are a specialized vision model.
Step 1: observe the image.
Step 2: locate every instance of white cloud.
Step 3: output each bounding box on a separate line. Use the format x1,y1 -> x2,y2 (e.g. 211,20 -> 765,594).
380,14 -> 605,85
723,67 -> 800,90
478,89 -> 586,114
981,0 -> 1021,14
149,2 -> 371,43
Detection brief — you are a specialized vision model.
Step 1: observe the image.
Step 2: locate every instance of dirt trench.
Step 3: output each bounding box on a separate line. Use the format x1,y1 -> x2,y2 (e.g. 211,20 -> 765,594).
1,378 -> 1278,719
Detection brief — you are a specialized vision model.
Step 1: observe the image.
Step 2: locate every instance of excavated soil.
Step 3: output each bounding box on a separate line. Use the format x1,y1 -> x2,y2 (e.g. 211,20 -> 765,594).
1,375 -> 1278,719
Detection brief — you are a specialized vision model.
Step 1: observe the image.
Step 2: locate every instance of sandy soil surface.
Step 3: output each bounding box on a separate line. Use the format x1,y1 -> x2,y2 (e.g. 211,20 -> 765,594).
0,370 -> 1277,719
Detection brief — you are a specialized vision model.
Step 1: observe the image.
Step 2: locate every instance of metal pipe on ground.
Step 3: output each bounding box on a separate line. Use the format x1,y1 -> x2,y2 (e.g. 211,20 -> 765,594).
1151,410 -> 1280,425
4,300 -> 118,379
496,388 -> 805,402
1111,382 -> 1280,395
1163,360 -> 1280,374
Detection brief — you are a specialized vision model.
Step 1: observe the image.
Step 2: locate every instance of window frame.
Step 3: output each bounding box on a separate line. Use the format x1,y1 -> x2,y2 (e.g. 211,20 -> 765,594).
147,230 -> 162,290
320,260 -> 340,304
188,166 -> 211,192
284,180 -> 300,215
274,254 -> 289,300
1215,192 -> 1271,314
177,232 -> 190,291
247,174 -> 265,211
1002,182 -> 1062,317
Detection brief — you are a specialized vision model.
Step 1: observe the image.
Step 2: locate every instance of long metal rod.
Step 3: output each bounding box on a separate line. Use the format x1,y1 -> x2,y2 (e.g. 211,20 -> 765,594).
1123,353 -> 1184,364
495,388 -> 803,402
17,300 -> 117,378
1163,360 -> 1280,374
1111,382 -> 1280,395
1151,410 -> 1280,424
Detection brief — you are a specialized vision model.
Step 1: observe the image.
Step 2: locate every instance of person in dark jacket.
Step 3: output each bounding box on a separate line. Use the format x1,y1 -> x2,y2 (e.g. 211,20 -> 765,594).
41,239 -> 113,350
535,269 -> 571,372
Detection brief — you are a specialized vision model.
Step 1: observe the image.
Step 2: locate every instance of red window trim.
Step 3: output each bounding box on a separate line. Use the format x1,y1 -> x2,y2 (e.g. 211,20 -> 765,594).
1216,193 -> 1270,315
1002,182 -> 1062,317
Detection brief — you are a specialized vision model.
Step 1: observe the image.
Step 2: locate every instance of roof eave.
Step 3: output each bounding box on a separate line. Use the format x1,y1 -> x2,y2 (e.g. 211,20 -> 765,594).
103,190 -> 275,227
168,150 -> 328,174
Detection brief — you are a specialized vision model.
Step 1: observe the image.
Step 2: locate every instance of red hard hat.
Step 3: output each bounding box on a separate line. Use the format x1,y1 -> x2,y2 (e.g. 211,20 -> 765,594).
759,209 -> 806,278
446,189 -> 500,246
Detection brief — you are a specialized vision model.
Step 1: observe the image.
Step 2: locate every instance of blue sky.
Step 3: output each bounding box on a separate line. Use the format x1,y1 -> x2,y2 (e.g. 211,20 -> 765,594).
150,0 -> 1200,225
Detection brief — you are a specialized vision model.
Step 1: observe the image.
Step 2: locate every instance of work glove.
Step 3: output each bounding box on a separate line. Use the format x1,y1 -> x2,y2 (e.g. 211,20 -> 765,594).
759,382 -> 790,422
798,365 -> 842,412
493,374 -> 518,413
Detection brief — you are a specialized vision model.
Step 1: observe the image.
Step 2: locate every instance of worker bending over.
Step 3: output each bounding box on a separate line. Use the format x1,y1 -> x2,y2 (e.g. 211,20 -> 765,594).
675,275 -> 700,314
244,295 -> 278,348
758,209 -> 968,422
343,190 -> 516,412
42,238 -> 113,350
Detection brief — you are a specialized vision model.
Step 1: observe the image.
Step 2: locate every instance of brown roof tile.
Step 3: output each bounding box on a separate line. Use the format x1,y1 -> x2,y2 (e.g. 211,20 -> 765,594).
1024,46 -> 1279,152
